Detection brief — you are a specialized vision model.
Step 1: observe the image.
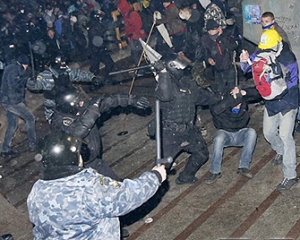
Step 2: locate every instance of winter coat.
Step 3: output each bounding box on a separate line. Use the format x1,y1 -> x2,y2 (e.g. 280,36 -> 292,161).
210,88 -> 260,132
117,0 -> 146,41
27,168 -> 161,240
201,28 -> 239,71
182,9 -> 205,61
160,3 -> 186,36
1,61 -> 31,105
241,44 -> 299,116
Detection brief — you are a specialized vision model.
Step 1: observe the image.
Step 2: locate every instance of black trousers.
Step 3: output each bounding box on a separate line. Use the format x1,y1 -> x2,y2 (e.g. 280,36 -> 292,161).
162,125 -> 209,181
89,48 -> 114,76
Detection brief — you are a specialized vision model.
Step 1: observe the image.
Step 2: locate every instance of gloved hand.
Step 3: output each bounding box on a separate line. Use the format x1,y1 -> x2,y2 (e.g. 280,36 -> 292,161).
153,60 -> 166,72
152,165 -> 167,182
91,96 -> 103,108
26,77 -> 36,89
93,76 -> 104,86
128,95 -> 150,110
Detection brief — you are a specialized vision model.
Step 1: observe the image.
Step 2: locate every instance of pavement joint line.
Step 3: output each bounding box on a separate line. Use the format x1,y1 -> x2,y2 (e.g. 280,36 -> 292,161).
127,143 -> 250,239
230,162 -> 300,239
172,150 -> 275,240
286,216 -> 300,239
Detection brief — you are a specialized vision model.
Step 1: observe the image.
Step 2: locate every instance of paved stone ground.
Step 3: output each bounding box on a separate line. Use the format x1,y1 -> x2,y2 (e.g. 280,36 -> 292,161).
2,2 -> 300,237
1,66 -> 300,239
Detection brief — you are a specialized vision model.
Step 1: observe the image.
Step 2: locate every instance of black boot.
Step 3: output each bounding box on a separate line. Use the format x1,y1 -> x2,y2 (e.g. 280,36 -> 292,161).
175,158 -> 202,185
0,234 -> 13,240
121,228 -> 129,239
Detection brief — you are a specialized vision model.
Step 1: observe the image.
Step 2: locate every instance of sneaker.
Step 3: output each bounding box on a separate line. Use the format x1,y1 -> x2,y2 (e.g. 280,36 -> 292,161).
236,168 -> 253,179
271,154 -> 283,166
175,176 -> 198,185
276,178 -> 298,191
205,172 -> 222,184
0,150 -> 19,158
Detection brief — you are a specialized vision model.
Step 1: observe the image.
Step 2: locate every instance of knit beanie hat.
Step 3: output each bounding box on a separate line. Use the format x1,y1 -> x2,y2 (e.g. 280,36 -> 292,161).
17,54 -> 30,65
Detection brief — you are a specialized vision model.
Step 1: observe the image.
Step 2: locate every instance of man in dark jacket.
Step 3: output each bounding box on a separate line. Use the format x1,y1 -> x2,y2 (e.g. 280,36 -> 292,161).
205,87 -> 259,184
178,3 -> 204,62
0,54 -> 36,157
201,19 -> 239,95
50,86 -> 150,180
153,53 -> 222,185
87,9 -> 114,79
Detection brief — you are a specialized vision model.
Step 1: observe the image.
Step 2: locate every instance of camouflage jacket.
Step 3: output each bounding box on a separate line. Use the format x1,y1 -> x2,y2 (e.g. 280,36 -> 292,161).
26,67 -> 95,108
27,168 -> 161,240
204,3 -> 227,31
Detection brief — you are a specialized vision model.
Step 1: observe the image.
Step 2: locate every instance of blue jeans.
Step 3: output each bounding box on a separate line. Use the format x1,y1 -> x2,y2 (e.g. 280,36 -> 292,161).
210,128 -> 257,174
263,108 -> 297,179
1,102 -> 36,152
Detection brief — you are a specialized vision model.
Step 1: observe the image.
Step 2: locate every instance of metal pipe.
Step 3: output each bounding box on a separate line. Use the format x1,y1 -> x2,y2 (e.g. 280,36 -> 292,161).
108,64 -> 152,76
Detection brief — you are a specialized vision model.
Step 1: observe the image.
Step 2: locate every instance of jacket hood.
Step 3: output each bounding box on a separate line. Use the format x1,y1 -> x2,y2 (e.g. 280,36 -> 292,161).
117,0 -> 132,16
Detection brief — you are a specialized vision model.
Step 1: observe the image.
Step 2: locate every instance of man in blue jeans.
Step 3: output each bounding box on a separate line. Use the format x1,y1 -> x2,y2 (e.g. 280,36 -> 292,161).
205,86 -> 260,184
240,29 -> 299,191
0,54 -> 36,158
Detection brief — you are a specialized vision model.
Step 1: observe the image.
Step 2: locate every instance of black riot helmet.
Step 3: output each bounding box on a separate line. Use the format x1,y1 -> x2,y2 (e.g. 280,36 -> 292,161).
36,131 -> 82,168
55,87 -> 85,115
162,53 -> 190,78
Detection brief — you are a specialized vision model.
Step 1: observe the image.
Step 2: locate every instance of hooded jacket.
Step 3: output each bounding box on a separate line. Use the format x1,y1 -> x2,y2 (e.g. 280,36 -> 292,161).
117,0 -> 146,41
1,61 -> 31,105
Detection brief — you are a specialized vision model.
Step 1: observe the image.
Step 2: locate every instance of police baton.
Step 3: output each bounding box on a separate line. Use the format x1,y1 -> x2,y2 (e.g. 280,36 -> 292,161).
155,99 -> 173,166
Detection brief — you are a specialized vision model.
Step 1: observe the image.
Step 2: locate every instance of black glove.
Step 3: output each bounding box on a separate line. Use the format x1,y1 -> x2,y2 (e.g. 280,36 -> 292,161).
93,76 -> 105,86
153,60 -> 166,72
26,77 -> 36,89
129,95 -> 150,110
91,96 -> 103,108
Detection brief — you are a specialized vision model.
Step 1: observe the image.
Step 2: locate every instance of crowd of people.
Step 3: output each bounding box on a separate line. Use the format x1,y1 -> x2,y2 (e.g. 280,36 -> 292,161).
0,0 -> 299,239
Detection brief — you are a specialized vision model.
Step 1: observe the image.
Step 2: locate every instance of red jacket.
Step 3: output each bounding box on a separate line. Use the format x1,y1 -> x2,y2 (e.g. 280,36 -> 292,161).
117,0 -> 146,41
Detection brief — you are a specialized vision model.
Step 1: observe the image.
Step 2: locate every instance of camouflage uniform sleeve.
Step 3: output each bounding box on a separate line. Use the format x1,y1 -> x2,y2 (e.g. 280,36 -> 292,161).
68,69 -> 95,82
26,71 -> 54,91
88,171 -> 161,218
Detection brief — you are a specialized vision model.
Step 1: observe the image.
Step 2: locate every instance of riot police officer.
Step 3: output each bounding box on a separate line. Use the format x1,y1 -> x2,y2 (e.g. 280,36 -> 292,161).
153,52 -> 222,184
26,56 -> 103,123
28,131 -> 166,239
50,86 -> 150,180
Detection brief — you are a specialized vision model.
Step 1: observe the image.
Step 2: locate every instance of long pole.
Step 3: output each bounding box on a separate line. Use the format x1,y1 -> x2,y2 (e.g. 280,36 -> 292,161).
29,42 -> 35,79
118,16 -> 157,136
233,50 -> 238,86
